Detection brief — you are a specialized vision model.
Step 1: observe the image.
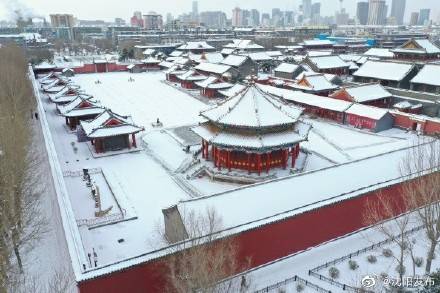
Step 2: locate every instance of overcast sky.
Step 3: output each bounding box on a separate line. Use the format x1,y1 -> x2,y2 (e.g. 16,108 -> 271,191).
1,0 -> 439,23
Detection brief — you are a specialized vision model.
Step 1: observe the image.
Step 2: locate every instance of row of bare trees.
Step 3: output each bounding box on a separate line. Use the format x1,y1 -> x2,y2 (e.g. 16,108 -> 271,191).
364,138 -> 440,290
0,44 -> 48,291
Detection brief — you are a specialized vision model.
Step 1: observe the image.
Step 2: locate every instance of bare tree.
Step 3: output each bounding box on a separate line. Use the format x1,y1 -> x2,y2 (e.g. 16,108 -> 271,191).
157,207 -> 252,293
0,44 -> 47,288
363,193 -> 413,285
8,266 -> 75,293
400,138 -> 440,274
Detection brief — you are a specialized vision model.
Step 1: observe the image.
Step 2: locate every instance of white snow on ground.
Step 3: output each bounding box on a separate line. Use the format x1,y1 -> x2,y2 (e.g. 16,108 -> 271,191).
70,72 -> 206,130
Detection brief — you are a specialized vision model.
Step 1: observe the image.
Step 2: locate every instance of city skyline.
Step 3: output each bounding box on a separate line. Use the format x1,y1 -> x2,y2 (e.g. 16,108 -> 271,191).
2,0 -> 439,23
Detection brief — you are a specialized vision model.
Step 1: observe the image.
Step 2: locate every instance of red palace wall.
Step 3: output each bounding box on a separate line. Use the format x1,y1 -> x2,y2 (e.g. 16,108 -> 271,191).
392,112 -> 440,135
345,114 -> 376,130
78,180 -> 410,293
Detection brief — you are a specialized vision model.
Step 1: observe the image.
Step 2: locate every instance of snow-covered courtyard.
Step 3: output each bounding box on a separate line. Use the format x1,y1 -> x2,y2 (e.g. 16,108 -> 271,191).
35,71 -> 429,283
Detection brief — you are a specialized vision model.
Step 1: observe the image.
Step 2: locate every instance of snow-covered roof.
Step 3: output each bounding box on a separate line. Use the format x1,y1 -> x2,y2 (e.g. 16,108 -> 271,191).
224,39 -> 264,50
142,48 -> 156,55
345,103 -> 390,120
411,64 -> 440,86
38,71 -> 55,82
288,74 -> 338,92
200,84 -> 304,129
57,96 -> 104,117
207,82 -> 233,89
221,48 -> 236,55
195,76 -> 218,88
334,84 -> 392,103
192,121 -> 308,151
188,52 -> 224,64
339,54 -> 364,63
34,61 -> 56,70
363,48 -> 394,58
50,93 -> 92,104
347,61 -> 359,70
42,79 -> 63,90
266,51 -> 283,57
178,41 -> 214,51
302,39 -> 334,46
176,69 -> 207,81
44,85 -> 67,93
274,63 -> 300,74
175,144 -> 430,235
353,60 -> 415,82
307,56 -> 349,70
392,39 -> 440,55
221,54 -> 248,67
393,101 -> 423,110
195,62 -> 231,75
169,50 -> 184,57
307,50 -> 333,57
142,57 -> 160,64
80,110 -> 144,138
246,52 -> 272,62
158,61 -> 175,68
260,85 -> 352,112
218,84 -> 246,97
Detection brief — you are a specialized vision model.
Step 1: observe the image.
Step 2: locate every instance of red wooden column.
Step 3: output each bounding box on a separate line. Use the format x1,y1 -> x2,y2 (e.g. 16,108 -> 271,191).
283,149 -> 288,169
211,145 -> 215,163
206,142 -> 210,160
132,133 -> 137,148
266,152 -> 270,173
257,154 -> 261,176
228,151 -> 232,171
291,147 -> 295,168
201,140 -> 205,159
217,149 -> 221,171
247,153 -> 251,174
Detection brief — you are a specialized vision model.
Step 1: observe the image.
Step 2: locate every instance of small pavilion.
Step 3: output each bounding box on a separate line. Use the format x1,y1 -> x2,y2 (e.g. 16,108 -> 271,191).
79,110 -> 144,153
57,96 -> 105,130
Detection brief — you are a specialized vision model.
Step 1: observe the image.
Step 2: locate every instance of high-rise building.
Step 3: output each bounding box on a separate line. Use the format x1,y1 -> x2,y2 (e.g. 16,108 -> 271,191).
390,0 -> 406,25
418,9 -> 431,25
336,8 -> 349,25
232,7 -> 242,27
311,2 -> 321,24
356,2 -> 369,25
192,1 -> 199,22
143,12 -> 163,30
410,12 -> 419,25
367,0 -> 387,25
114,18 -> 125,26
50,14 -> 75,27
250,9 -> 260,27
130,11 -> 143,27
261,13 -> 271,27
241,10 -> 250,26
284,11 -> 295,26
302,0 -> 312,19
199,11 -> 227,28
272,8 -> 282,27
